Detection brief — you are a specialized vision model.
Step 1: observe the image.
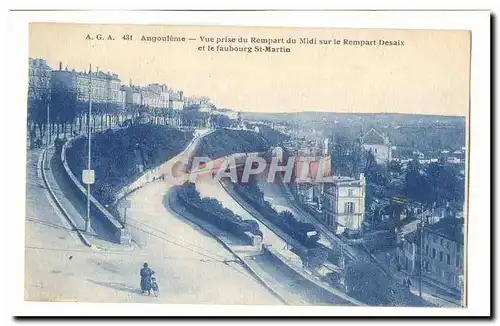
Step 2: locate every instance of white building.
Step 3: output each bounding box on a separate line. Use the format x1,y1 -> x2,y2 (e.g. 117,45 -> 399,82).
322,174 -> 366,235
51,62 -> 125,108
360,128 -> 392,165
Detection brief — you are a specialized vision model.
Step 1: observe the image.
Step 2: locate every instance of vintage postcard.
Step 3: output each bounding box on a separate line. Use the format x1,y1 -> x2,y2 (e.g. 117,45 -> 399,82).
25,22 -> 470,310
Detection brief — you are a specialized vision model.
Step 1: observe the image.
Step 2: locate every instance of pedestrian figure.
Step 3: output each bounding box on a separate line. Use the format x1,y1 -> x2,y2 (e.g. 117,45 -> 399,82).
406,278 -> 412,288
140,263 -> 153,295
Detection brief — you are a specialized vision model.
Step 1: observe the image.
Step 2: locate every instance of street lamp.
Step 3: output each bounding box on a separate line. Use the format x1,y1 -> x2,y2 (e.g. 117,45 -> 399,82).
82,64 -> 95,233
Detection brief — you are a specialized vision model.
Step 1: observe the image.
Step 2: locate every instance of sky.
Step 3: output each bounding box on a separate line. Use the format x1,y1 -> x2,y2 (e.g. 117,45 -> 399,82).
29,23 -> 470,116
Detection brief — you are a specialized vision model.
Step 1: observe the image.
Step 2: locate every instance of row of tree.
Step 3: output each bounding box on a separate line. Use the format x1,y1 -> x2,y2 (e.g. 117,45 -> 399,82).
28,81 -> 233,147
234,181 -> 320,248
177,181 -> 264,239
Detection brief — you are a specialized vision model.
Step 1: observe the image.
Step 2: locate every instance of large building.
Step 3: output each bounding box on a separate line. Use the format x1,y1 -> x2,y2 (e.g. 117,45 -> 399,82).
141,83 -> 169,109
360,128 -> 392,165
322,174 -> 366,235
123,85 -> 142,107
51,62 -> 125,107
398,217 -> 464,293
168,90 -> 184,110
28,58 -> 52,102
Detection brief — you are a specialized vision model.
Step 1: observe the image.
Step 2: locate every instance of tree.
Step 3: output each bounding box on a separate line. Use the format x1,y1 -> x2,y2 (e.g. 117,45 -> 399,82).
331,133 -> 363,177
388,160 -> 402,175
403,158 -> 432,206
304,247 -> 329,271
212,114 -> 231,128
424,163 -> 465,206
27,66 -> 52,146
50,82 -> 79,139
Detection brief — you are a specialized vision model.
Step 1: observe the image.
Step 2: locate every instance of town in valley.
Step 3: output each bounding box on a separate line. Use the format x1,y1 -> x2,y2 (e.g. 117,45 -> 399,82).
26,56 -> 466,308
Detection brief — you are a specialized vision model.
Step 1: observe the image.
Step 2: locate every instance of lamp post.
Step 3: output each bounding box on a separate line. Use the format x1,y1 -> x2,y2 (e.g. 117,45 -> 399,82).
84,64 -> 94,233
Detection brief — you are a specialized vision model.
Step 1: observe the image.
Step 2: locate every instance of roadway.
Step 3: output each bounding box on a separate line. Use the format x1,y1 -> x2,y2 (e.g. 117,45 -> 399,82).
116,129 -> 353,305
25,131 -> 281,304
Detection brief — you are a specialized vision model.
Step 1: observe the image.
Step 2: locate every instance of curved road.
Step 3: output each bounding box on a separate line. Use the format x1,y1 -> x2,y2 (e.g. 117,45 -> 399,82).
25,136 -> 280,304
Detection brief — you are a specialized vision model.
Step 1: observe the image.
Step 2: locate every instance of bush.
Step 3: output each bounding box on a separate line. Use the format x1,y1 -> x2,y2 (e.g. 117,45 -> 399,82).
196,128 -> 270,159
177,182 -> 263,239
66,124 -> 193,205
234,182 -> 320,248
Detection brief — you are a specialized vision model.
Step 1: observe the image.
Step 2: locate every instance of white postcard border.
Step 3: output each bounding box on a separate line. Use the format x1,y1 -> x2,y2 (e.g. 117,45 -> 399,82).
4,9 -> 491,317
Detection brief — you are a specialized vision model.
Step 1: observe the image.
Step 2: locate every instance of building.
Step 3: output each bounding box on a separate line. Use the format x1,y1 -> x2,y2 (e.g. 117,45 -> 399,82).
398,230 -> 421,275
398,217 -> 464,293
168,90 -> 184,110
51,62 -> 125,107
141,83 -> 169,109
360,128 -> 392,165
123,85 -> 142,107
211,108 -> 238,120
28,58 -> 52,102
322,174 -> 366,235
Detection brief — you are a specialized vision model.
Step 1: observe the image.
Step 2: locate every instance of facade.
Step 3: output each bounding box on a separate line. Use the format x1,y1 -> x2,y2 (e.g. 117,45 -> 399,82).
141,84 -> 169,109
28,58 -> 52,102
398,217 -> 464,292
322,174 -> 366,235
360,128 -> 392,165
123,85 -> 142,107
423,218 -> 464,291
52,62 -> 125,107
169,90 -> 184,110
398,231 -> 421,275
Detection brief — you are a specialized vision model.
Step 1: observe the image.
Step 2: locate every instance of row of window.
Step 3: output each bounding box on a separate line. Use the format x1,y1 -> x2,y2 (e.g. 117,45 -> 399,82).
425,245 -> 462,267
426,233 -> 462,254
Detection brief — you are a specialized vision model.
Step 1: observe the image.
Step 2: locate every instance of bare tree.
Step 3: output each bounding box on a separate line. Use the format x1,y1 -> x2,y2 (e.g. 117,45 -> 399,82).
27,64 -> 52,146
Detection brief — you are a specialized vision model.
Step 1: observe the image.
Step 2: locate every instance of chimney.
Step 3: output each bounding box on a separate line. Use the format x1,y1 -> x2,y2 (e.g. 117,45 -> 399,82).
59,61 -> 62,70
180,91 -> 184,100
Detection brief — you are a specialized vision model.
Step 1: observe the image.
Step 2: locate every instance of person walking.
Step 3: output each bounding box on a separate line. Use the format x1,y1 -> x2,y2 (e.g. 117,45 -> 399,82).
140,263 -> 153,295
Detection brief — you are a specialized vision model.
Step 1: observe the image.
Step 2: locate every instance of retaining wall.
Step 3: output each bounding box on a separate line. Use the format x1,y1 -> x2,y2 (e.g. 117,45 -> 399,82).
61,136 -> 130,244
263,245 -> 364,306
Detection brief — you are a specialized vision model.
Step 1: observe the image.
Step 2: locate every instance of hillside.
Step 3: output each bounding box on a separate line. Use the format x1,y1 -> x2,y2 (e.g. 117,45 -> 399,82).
195,128 -> 269,159
66,124 -> 193,204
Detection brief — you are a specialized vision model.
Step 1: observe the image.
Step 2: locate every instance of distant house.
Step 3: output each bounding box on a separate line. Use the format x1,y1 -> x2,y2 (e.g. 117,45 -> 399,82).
322,174 -> 366,236
360,128 -> 392,165
398,217 -> 464,293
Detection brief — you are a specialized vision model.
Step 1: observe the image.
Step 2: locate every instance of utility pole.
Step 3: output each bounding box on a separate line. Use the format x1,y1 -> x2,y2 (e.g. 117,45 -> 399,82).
85,64 -> 93,233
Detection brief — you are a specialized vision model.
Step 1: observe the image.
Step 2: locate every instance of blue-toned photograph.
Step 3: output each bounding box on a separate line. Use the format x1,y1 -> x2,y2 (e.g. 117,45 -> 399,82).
25,22 -> 469,308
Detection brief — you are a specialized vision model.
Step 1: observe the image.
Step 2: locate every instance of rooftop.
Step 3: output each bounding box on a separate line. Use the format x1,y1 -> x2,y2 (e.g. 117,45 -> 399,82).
360,128 -> 388,145
425,217 -> 464,245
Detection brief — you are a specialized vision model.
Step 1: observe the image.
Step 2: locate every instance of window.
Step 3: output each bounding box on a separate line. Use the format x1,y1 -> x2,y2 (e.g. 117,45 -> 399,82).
446,254 -> 451,265
345,202 -> 355,214
348,189 -> 354,197
456,255 -> 461,267
440,239 -> 444,246
432,248 -> 436,259
425,245 -> 429,255
439,251 -> 443,262
446,242 -> 450,250
433,235 -> 437,243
